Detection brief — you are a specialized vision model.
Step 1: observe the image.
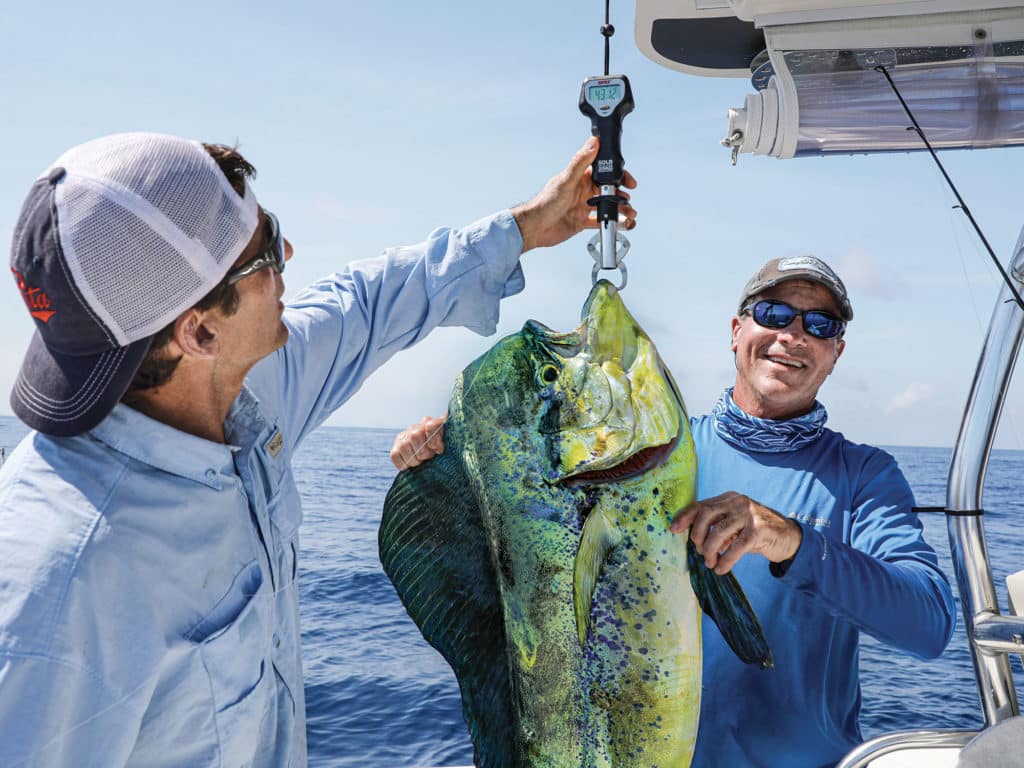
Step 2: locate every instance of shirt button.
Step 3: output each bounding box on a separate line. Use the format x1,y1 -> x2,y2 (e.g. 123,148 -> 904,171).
205,468 -> 216,479
273,634 -> 281,648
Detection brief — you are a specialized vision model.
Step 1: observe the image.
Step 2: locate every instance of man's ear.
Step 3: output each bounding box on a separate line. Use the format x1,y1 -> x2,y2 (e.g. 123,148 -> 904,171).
730,316 -> 741,352
171,308 -> 220,360
829,338 -> 846,372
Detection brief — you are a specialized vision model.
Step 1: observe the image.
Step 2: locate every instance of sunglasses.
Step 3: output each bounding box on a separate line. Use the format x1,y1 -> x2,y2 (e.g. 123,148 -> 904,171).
742,299 -> 846,340
225,211 -> 285,285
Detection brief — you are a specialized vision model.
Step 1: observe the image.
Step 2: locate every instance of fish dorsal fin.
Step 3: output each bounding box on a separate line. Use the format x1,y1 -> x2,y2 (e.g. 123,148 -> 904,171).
686,538 -> 774,669
380,449 -> 514,768
573,505 -> 623,645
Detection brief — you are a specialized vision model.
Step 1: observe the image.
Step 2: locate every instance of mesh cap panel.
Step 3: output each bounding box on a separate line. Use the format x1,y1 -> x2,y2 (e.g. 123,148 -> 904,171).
50,132 -> 258,345
68,193 -> 205,340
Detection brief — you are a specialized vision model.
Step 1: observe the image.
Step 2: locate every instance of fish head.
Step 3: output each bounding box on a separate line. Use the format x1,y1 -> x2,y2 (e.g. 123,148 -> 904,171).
552,279 -> 683,482
453,280 -> 684,485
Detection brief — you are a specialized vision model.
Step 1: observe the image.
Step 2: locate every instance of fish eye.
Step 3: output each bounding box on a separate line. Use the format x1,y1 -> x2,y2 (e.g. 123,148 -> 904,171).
537,364 -> 559,385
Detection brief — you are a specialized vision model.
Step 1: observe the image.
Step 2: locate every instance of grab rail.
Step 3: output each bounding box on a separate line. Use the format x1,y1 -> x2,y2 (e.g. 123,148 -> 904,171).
838,226 -> 1024,768
836,729 -> 977,768
946,232 -> 1024,726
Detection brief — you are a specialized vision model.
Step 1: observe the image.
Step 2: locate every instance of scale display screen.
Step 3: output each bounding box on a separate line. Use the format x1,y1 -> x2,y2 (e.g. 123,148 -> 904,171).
587,83 -> 622,105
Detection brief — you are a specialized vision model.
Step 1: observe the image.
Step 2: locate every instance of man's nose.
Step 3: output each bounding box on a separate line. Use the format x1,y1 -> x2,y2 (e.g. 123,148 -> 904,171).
776,318 -> 808,342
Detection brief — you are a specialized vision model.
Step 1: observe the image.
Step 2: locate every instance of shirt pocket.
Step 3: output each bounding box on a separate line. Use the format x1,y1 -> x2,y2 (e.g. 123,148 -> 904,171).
193,561 -> 273,766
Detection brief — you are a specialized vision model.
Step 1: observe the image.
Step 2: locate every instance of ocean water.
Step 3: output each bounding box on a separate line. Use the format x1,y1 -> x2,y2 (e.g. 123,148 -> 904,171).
1,416 -> 1023,767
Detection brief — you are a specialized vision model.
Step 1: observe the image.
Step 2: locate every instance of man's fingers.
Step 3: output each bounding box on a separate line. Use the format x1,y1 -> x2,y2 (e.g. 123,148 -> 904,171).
392,414 -> 448,469
424,429 -> 444,455
568,137 -> 600,178
713,547 -> 743,575
389,446 -> 406,470
701,515 -> 745,563
390,428 -> 426,469
422,415 -> 446,454
390,435 -> 418,470
711,529 -> 756,574
669,506 -> 697,534
619,203 -> 637,230
399,434 -> 422,467
622,169 -> 638,189
688,504 -> 727,550
389,430 -> 406,469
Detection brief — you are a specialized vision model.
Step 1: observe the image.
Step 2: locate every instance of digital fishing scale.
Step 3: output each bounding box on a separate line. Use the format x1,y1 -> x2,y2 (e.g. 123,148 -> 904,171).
580,6 -> 633,288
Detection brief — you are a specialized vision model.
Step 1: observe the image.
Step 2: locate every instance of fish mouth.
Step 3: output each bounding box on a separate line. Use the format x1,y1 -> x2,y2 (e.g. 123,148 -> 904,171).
562,430 -> 679,487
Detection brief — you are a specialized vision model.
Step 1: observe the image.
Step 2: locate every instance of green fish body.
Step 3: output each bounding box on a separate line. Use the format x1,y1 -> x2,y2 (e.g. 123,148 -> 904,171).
380,281 -> 770,767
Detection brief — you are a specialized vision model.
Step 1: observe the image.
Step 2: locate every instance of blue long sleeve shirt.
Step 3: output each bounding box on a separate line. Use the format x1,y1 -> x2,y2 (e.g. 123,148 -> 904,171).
688,413 -> 956,768
0,211 -> 525,768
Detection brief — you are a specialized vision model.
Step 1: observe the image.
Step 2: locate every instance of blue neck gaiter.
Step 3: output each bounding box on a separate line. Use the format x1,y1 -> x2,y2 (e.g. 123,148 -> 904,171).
711,387 -> 827,453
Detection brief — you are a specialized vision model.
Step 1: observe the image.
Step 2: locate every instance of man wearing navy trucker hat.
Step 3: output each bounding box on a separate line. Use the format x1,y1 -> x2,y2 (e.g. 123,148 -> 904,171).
0,132 -> 635,767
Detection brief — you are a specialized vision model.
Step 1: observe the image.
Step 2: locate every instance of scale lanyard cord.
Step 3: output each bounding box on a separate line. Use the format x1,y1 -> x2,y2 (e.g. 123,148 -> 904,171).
876,64 -> 1024,313
603,0 -> 611,77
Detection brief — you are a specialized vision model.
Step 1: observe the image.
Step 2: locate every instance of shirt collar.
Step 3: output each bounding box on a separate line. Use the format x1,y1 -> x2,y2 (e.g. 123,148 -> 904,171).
224,385 -> 269,450
90,403 -> 238,489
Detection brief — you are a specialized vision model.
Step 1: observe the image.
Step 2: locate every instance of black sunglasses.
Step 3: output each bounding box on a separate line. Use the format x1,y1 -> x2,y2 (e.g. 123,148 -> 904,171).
742,299 -> 846,340
225,211 -> 285,285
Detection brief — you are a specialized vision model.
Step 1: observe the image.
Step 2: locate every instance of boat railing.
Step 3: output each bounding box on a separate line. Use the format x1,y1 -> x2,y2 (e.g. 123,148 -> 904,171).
838,225 -> 1024,767
836,729 -> 978,768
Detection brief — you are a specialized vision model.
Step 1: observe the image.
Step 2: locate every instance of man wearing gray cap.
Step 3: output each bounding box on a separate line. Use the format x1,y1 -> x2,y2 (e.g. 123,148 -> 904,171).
670,255 -> 954,768
392,254 -> 955,768
0,132 -> 635,767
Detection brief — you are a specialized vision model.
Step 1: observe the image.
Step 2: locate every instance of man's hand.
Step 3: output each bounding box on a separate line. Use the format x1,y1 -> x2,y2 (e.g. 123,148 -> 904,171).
389,414 -> 448,470
512,137 -> 637,253
669,492 -> 803,575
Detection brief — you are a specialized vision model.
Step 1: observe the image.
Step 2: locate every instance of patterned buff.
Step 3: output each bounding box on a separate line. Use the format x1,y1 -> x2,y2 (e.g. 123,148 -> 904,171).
712,387 -> 827,453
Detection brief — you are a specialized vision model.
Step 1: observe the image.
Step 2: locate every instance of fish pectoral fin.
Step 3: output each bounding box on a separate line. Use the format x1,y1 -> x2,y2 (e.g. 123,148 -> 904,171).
687,538 -> 774,669
573,507 -> 623,646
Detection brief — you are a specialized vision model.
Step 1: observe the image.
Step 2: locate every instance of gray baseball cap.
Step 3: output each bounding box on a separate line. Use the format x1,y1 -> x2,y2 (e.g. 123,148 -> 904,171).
738,255 -> 853,321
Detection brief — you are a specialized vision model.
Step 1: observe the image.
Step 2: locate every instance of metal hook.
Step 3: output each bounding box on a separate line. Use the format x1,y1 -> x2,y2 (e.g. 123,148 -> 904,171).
721,129 -> 744,166
587,231 -> 630,289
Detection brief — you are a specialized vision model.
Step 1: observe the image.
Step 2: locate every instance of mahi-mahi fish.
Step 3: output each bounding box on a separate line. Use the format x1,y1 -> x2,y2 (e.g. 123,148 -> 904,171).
379,280 -> 772,767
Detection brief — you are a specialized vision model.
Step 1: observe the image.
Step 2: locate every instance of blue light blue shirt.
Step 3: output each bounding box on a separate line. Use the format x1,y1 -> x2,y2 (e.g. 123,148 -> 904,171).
0,211 -> 525,767
689,409 -> 956,768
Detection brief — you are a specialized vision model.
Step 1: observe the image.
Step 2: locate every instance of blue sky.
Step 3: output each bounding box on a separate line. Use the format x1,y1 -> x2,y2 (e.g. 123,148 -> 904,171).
2,0 -> 1023,449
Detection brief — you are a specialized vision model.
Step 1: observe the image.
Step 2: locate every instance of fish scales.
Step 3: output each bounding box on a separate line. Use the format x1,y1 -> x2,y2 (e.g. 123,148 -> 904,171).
381,281 -> 771,767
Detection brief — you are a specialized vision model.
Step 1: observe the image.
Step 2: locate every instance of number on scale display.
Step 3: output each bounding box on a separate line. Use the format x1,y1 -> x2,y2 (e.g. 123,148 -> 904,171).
588,84 -> 621,105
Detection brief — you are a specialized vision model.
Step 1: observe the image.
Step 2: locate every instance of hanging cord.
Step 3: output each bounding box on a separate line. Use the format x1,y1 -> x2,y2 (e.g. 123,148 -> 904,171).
875,64 -> 1024,312
601,0 -> 613,76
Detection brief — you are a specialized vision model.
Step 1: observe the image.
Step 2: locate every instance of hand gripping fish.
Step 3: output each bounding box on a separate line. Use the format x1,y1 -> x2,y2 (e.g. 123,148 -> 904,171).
380,280 -> 771,768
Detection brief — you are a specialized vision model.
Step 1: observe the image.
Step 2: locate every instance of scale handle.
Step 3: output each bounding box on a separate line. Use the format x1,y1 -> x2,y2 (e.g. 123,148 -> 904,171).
590,121 -> 625,186
580,75 -> 634,186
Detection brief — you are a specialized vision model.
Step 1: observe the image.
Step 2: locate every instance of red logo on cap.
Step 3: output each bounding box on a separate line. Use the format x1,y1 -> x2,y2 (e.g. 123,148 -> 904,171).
11,268 -> 56,323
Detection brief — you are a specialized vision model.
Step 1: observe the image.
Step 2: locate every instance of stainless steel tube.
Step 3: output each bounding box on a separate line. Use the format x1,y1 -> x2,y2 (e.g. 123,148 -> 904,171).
835,728 -> 977,768
599,184 -> 618,269
946,230 -> 1024,725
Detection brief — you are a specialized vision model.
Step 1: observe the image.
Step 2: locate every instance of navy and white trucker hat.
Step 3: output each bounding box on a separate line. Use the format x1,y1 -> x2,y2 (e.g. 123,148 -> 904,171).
9,133 -> 260,437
